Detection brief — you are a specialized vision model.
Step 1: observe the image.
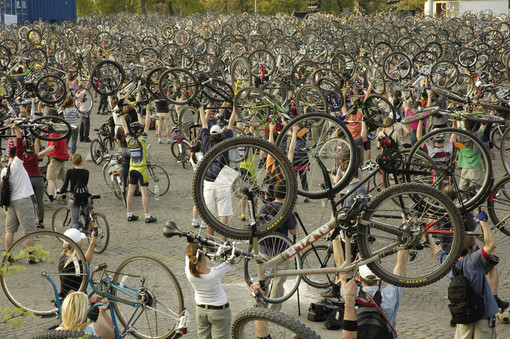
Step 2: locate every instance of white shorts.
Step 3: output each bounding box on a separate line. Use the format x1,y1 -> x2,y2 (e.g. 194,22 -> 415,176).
203,181 -> 233,218
459,167 -> 484,192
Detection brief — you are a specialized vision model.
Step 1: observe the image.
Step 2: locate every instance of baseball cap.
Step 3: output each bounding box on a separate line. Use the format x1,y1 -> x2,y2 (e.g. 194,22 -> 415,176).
358,265 -> 380,281
210,125 -> 222,134
63,228 -> 87,244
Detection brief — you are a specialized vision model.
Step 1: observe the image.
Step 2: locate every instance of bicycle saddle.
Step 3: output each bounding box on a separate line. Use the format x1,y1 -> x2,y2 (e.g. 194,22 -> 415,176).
163,221 -> 187,238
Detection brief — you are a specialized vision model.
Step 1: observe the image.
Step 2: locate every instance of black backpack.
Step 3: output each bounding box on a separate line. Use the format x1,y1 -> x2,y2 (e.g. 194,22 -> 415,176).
0,165 -> 11,208
448,265 -> 485,324
356,290 -> 393,339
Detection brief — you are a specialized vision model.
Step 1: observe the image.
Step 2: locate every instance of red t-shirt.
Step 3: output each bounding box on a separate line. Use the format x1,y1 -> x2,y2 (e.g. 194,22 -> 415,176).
48,133 -> 69,161
16,138 -> 41,177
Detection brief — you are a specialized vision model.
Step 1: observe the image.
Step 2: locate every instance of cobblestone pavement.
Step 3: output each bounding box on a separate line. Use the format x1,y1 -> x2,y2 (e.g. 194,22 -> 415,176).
2,108 -> 510,338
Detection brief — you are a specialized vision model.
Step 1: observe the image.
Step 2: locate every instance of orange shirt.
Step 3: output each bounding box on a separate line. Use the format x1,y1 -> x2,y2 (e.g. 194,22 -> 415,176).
346,110 -> 363,138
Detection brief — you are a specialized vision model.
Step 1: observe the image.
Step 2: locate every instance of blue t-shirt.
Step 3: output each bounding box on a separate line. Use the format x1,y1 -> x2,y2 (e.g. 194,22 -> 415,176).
201,128 -> 234,181
437,250 -> 499,319
258,201 -> 296,256
342,181 -> 368,208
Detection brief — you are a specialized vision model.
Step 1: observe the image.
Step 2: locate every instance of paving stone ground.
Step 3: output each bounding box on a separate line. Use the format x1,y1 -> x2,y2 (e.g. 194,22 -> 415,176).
2,104 -> 510,338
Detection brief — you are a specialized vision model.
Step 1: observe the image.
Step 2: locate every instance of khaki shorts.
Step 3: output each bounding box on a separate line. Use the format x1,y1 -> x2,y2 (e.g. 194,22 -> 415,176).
203,181 -> 233,217
6,197 -> 36,234
46,158 -> 66,181
157,113 -> 170,126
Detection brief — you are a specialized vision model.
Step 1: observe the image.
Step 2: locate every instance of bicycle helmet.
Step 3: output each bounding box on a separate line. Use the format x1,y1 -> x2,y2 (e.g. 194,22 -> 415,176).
432,133 -> 445,142
129,121 -> 143,135
190,138 -> 202,152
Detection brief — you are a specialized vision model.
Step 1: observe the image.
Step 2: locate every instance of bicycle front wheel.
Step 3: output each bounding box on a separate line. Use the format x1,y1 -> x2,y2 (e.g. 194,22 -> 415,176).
112,256 -> 184,339
358,183 -> 464,287
487,175 -> 510,236
148,164 -> 170,196
90,139 -> 105,165
30,116 -> 71,141
89,213 -> 110,254
244,233 -> 302,304
300,244 -> 335,289
193,136 -> 297,239
232,307 -> 321,339
51,206 -> 71,234
1,231 -> 87,316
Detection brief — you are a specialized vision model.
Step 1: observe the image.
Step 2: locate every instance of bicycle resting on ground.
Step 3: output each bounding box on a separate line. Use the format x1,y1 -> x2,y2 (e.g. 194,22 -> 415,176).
1,230 -> 188,339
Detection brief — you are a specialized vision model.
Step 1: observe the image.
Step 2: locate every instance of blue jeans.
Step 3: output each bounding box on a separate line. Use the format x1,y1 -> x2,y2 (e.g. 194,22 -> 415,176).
69,199 -> 88,229
79,115 -> 90,141
66,128 -> 78,154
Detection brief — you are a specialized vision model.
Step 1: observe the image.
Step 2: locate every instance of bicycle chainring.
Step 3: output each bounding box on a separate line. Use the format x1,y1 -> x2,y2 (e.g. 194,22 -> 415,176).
376,148 -> 403,173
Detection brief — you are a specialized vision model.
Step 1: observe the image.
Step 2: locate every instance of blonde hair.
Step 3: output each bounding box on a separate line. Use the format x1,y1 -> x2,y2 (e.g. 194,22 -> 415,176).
72,153 -> 83,166
186,243 -> 201,278
61,292 -> 89,331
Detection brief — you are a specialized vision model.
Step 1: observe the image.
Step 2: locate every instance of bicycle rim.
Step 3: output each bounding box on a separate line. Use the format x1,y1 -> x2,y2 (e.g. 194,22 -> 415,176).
358,183 -> 464,287
148,165 -> 170,196
232,307 -> 320,339
90,213 -> 110,254
112,256 -> 184,339
487,176 -> 510,236
1,231 -> 87,316
300,244 -> 335,289
51,206 -> 72,234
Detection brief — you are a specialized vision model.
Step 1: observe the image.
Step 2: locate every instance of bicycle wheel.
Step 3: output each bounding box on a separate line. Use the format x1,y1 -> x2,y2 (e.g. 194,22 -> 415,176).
27,47 -> 48,71
275,113 -> 356,199
51,206 -> 71,234
90,139 -> 105,165
500,126 -> 510,175
487,175 -> 510,236
178,106 -> 199,140
364,65 -> 385,94
294,84 -> 327,115
148,164 -> 170,196
445,74 -> 475,98
102,159 -> 116,190
430,60 -> 458,87
171,140 -> 191,167
74,88 -> 94,114
158,68 -> 199,105
231,56 -> 252,91
357,183 -> 464,287
112,256 -> 184,339
0,71 -> 15,99
1,231 -> 87,316
248,49 -> 276,78
400,107 -> 440,125
300,244 -> 335,289
362,95 -> 396,128
114,174 -> 127,206
193,136 -> 297,239
383,52 -> 412,81
407,127 -> 493,211
431,85 -> 468,104
244,233 -> 302,304
86,213 -> 110,254
90,60 -> 125,96
35,75 -> 66,105
232,307 -> 320,339
491,125 -> 505,150
30,116 -> 71,141
234,86 -> 271,127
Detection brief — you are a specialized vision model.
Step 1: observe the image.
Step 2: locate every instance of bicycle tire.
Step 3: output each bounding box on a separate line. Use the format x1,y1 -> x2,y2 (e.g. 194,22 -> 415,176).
383,52 -> 412,81
231,56 -> 252,91
171,140 -> 191,168
430,60 -> 458,87
407,127 -> 493,212
90,139 -> 105,165
51,206 -> 71,234
300,244 -> 335,289
431,85 -> 468,104
177,106 -> 199,141
193,136 -> 297,239
358,183 -> 464,287
500,126 -> 510,175
362,94 -> 396,127
231,307 -> 321,339
445,74 -> 475,98
27,47 -> 48,71
30,116 -> 71,141
148,164 -> 170,196
491,125 -> 505,150
295,84 -> 327,115
158,67 -> 199,105
114,174 -> 127,207
0,71 -> 15,99
275,113 -> 356,199
244,233 -> 302,304
487,175 -> 510,236
102,158 -> 116,190
400,107 -> 440,125
234,86 -> 271,127
24,330 -> 101,339
89,213 -> 110,254
365,65 -> 386,94
478,101 -> 510,115
112,256 -> 184,339
74,88 -> 94,114
458,47 -> 478,69
35,75 -> 67,105
90,60 -> 125,96
248,49 -> 276,78
145,67 -> 167,100
1,231 -> 87,316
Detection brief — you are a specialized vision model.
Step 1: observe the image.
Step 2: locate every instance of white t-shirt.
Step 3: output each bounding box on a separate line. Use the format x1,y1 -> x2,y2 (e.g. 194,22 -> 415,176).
185,256 -> 233,306
1,157 -> 34,201
189,152 -> 203,172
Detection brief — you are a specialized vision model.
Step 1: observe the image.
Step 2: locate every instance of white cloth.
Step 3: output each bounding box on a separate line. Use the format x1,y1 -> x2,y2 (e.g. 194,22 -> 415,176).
185,256 -> 233,306
1,157 -> 34,201
190,152 -> 203,172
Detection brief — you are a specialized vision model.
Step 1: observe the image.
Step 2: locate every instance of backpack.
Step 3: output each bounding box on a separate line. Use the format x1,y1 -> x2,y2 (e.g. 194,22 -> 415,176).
381,128 -> 398,150
356,290 -> 393,339
0,165 -> 11,208
448,265 -> 485,324
73,186 -> 90,206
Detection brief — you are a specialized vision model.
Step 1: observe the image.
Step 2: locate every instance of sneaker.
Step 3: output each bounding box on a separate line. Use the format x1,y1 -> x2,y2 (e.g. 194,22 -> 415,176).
128,215 -> 139,222
192,220 -> 200,228
167,139 -> 171,144
200,221 -> 207,229
239,215 -> 246,221
84,138 -> 92,143
496,297 -> 510,310
36,222 -> 44,229
303,197 -> 310,203
145,216 -> 157,223
6,254 -> 14,263
158,139 -> 162,144
320,288 -> 342,299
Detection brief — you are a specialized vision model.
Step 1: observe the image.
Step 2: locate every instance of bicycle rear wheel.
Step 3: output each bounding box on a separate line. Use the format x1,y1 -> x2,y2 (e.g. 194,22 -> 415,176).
90,60 -> 125,96
244,233 -> 302,304
148,164 -> 170,196
295,84 -> 327,115
488,175 -> 510,236
1,231 -> 87,316
30,116 -> 71,141
89,213 -> 110,254
90,139 -> 106,165
193,136 -> 297,239
234,86 -> 271,127
51,206 -> 71,234
357,183 -> 464,287
232,307 -> 320,339
275,113 -> 357,199
112,256 -> 184,339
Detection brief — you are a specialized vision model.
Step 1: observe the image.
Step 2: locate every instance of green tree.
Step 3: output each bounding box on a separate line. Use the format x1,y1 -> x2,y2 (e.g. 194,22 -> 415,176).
396,0 -> 424,12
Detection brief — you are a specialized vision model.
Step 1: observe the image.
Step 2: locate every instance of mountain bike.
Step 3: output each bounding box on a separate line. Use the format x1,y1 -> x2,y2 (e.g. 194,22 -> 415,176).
90,120 -> 116,165
1,231 -> 188,339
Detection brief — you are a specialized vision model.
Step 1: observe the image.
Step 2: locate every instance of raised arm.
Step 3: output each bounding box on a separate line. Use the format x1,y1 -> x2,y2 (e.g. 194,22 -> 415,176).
119,114 -> 129,136
143,106 -> 150,134
199,106 -> 208,129
228,106 -> 237,131
478,211 -> 496,255
287,125 -> 299,162
393,249 -> 409,277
